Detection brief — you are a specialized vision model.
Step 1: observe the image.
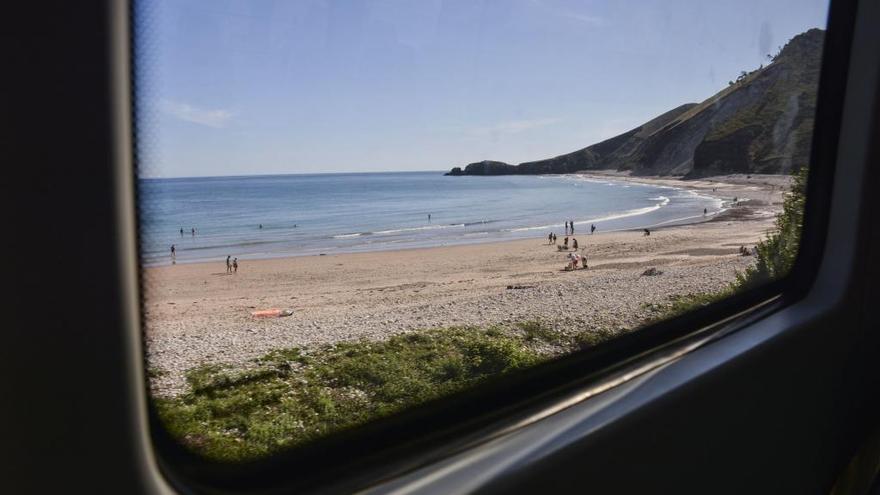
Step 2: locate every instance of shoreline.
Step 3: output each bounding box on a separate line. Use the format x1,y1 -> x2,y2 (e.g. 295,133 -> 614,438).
149,172 -> 785,267
145,173 -> 789,397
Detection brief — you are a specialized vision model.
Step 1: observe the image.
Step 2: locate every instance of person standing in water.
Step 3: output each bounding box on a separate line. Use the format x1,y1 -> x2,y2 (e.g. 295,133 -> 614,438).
191,227 -> 195,236
226,255 -> 231,274
259,224 -> 263,229
570,222 -> 575,235
591,224 -> 596,234
179,228 -> 183,236
704,208 -> 707,215
170,244 -> 176,264
428,213 -> 431,222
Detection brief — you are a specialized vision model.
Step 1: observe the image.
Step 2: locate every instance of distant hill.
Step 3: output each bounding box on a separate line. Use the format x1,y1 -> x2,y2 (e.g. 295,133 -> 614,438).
447,28 -> 824,178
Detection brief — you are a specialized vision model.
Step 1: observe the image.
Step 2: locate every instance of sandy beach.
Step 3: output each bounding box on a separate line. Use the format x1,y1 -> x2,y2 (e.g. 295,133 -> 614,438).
144,173 -> 790,397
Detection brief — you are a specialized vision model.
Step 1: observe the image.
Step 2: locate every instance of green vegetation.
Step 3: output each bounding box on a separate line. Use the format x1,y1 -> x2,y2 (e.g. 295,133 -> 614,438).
643,166 -> 807,320
645,166 -> 808,315
156,324 -> 624,462
735,166 -> 807,288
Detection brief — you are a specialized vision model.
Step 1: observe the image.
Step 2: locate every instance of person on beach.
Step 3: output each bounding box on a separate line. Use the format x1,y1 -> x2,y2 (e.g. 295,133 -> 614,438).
572,238 -> 578,250
704,208 -> 707,215
591,224 -> 596,234
563,236 -> 569,249
191,227 -> 195,236
428,214 -> 431,222
643,228 -> 651,236
259,224 -> 263,229
552,233 -> 557,244
179,228 -> 184,236
170,244 -> 176,263
570,222 -> 575,235
581,254 -> 588,269
226,255 -> 231,274
233,258 -> 238,273
564,221 -> 568,235
548,233 -> 553,244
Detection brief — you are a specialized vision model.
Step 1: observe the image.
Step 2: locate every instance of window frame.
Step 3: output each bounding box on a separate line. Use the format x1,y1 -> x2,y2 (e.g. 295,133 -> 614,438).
5,0 -> 876,492
138,0 -> 869,492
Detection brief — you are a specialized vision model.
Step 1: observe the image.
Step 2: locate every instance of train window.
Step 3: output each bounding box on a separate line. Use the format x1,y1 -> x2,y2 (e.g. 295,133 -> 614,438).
136,0 -> 831,471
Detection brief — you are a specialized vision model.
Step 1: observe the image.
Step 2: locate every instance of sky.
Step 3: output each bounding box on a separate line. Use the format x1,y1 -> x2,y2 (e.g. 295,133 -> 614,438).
138,0 -> 830,178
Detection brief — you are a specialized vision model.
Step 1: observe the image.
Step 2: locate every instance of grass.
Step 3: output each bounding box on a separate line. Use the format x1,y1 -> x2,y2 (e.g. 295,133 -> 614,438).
156,324 -> 626,463
154,295 -> 747,463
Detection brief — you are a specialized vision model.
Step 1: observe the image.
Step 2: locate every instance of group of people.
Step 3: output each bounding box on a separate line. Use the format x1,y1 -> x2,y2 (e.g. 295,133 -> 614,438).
547,233 -> 579,250
226,255 -> 238,274
566,251 -> 588,271
549,220 -> 589,271
562,220 -> 597,236
171,227 -> 197,263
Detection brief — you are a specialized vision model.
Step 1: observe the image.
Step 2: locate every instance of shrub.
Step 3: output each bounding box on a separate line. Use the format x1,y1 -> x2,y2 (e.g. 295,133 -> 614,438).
735,166 -> 807,288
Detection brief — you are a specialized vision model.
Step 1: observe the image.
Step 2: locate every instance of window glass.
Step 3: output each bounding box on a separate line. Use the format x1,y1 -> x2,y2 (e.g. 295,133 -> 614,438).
137,0 -> 828,462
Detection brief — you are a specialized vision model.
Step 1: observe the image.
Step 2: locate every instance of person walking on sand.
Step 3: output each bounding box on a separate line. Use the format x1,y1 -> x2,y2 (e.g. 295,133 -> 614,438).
563,236 -> 569,249
548,232 -> 553,245
572,238 -> 578,250
233,258 -> 238,273
552,233 -> 557,244
226,255 -> 231,274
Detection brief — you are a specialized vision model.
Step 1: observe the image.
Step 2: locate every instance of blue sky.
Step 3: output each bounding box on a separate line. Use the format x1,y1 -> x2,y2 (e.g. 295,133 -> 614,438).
139,0 -> 829,178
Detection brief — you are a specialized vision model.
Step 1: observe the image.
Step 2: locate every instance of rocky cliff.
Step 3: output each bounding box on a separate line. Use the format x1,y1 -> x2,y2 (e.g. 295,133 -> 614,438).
447,28 -> 824,177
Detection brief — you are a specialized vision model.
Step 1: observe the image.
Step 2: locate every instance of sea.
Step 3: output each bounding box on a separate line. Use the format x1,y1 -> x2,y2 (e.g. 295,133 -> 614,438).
139,171 -> 724,266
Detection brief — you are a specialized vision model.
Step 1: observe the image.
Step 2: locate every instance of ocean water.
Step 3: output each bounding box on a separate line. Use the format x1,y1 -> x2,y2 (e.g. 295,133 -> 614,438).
139,172 -> 723,265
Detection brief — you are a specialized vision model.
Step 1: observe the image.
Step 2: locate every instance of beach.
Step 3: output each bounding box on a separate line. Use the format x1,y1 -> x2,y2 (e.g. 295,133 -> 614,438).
144,173 -> 790,397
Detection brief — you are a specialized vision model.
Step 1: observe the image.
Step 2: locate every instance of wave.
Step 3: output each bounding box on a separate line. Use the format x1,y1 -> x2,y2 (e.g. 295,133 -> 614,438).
333,233 -> 365,239
372,223 -> 465,235
644,208 -> 725,228
507,196 -> 671,233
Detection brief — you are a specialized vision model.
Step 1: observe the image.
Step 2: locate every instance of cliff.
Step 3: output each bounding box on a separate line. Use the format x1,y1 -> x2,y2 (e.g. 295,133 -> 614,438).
447,28 -> 824,177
